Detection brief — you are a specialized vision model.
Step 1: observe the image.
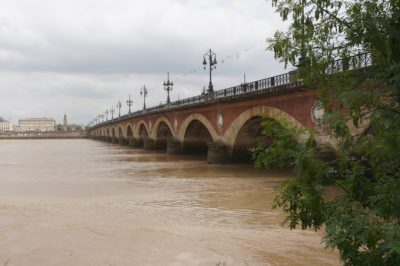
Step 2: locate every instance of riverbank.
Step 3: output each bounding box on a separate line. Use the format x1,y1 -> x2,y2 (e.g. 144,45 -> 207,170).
0,131 -> 88,139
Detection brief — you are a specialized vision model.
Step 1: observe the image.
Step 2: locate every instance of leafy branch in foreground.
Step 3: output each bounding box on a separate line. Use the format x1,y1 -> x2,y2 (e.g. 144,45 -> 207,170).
254,0 -> 400,265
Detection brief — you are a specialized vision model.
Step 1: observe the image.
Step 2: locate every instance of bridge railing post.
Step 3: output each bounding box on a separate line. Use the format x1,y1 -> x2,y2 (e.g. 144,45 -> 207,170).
289,70 -> 298,83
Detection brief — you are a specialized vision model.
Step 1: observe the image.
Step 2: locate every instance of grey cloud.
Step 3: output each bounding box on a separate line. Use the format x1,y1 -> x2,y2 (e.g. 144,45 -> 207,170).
0,0 -> 288,124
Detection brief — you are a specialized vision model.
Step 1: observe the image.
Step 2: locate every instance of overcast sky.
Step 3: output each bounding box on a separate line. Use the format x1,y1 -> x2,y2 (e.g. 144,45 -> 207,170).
0,0 -> 290,125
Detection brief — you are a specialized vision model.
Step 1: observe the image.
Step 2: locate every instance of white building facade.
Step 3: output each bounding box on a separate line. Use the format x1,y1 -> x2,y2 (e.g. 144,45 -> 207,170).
0,117 -> 14,132
17,118 -> 56,132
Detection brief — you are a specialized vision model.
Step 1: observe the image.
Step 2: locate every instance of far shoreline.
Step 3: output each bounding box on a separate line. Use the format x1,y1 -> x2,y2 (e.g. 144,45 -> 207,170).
0,130 -> 88,140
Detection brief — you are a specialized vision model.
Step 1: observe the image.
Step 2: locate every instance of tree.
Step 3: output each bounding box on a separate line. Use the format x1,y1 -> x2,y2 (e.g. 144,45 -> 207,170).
253,0 -> 400,265
56,124 -> 65,131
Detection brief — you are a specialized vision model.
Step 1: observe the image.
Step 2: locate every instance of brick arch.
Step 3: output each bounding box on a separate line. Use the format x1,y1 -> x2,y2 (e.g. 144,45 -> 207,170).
135,120 -> 149,138
150,117 -> 175,139
106,128 -> 111,137
125,123 -> 134,138
224,105 -> 306,147
117,125 -> 124,138
177,113 -> 219,142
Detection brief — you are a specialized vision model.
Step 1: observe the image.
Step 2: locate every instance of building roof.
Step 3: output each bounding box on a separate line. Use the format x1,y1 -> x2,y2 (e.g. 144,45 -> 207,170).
19,118 -> 55,121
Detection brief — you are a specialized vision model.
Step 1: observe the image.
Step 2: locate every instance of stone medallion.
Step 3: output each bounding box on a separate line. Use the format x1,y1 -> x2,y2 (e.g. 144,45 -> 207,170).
311,100 -> 325,126
217,112 -> 224,129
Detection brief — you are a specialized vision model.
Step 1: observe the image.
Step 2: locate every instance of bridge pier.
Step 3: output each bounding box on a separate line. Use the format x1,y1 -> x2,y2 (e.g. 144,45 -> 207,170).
128,137 -> 139,147
118,136 -> 127,145
167,138 -> 183,154
143,138 -> 157,150
135,138 -> 144,147
207,141 -> 231,164
155,139 -> 169,150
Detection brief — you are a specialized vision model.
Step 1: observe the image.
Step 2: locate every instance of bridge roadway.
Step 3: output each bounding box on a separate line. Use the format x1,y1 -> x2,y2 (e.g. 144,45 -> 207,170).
88,53 -> 372,163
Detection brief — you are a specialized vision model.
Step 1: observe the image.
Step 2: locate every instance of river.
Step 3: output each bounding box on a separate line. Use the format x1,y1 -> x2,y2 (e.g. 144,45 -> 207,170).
0,139 -> 340,265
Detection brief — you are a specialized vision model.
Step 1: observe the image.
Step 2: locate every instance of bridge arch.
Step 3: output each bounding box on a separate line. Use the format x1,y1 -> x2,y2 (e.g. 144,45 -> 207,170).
177,114 -> 218,142
106,128 -> 110,137
150,117 -> 175,139
178,114 -> 218,154
136,120 -> 150,139
225,106 -> 305,162
224,106 -> 305,147
126,124 -> 134,139
118,125 -> 123,138
151,117 -> 174,149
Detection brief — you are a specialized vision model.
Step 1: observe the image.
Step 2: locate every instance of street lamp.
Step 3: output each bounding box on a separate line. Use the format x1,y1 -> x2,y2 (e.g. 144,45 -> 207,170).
110,106 -> 115,119
203,49 -> 217,93
140,86 -> 148,110
105,110 -> 109,121
126,94 -> 133,114
117,101 -> 122,117
163,72 -> 173,104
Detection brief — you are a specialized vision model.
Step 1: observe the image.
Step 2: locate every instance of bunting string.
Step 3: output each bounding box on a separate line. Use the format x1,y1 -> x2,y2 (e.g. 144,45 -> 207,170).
175,40 -> 265,80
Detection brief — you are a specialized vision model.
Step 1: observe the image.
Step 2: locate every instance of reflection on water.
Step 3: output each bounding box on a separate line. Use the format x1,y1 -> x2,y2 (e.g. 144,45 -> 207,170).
0,139 -> 340,265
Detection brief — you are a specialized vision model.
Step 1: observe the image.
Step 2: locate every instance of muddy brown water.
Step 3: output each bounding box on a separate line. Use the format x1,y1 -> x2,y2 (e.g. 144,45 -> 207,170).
0,139 -> 340,265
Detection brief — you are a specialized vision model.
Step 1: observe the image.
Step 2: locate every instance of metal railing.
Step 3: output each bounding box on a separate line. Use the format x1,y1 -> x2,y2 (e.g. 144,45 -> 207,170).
170,94 -> 206,107
214,72 -> 291,99
326,52 -> 372,74
90,52 -> 372,129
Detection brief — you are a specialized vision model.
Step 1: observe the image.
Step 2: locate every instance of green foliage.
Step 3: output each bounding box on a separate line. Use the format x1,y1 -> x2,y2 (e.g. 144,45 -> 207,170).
56,124 -> 65,131
254,0 -> 400,265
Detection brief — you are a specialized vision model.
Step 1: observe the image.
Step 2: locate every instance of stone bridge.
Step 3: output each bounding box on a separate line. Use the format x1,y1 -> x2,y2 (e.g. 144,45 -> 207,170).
88,53 -> 372,163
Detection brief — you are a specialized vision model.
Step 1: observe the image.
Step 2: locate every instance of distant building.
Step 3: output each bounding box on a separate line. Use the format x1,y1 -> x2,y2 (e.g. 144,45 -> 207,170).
67,123 -> 82,131
63,113 -> 68,131
0,117 -> 14,132
17,118 -> 56,132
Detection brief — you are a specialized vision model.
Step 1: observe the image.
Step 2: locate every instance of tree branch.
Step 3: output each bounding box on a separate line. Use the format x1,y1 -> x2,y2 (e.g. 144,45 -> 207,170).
309,0 -> 352,29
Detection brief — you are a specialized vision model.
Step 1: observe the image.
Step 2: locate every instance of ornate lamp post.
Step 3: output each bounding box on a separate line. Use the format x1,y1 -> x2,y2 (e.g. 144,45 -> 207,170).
241,73 -> 248,92
163,72 -> 173,104
110,106 -> 115,119
203,49 -> 217,93
105,110 -> 109,121
140,86 -> 148,110
126,94 -> 133,114
117,101 -> 122,117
